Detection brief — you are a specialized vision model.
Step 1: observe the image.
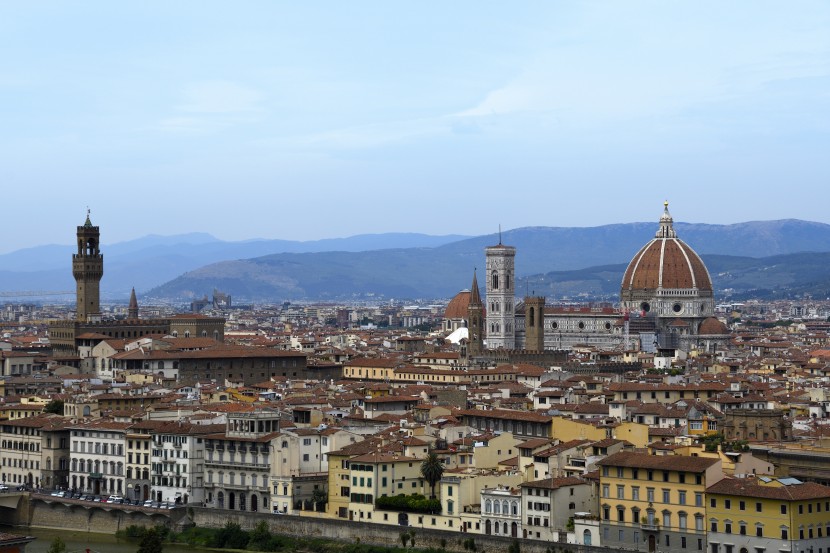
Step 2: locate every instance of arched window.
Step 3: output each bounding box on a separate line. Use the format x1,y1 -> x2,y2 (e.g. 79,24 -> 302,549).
491,271 -> 499,290
528,307 -> 535,326
485,500 -> 492,513
494,501 -> 501,514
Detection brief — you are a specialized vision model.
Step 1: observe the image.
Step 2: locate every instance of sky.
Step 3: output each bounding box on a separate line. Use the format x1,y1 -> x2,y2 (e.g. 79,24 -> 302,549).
1,2 -> 829,253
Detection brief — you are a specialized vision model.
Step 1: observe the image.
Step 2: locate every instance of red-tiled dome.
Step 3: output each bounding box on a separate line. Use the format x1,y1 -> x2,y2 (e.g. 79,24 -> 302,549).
621,203 -> 712,292
444,290 -> 471,320
699,317 -> 729,335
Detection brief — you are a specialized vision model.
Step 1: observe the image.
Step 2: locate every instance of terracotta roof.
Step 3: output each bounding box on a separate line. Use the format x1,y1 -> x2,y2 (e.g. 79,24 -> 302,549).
707,477 -> 830,501
596,451 -> 720,473
520,476 -> 586,490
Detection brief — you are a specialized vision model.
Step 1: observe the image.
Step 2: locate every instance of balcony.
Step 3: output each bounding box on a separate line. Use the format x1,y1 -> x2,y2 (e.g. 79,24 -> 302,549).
640,520 -> 660,532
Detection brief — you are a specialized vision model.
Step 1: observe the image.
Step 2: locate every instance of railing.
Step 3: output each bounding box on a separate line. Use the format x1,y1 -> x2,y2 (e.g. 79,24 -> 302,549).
204,459 -> 269,470
640,521 -> 659,531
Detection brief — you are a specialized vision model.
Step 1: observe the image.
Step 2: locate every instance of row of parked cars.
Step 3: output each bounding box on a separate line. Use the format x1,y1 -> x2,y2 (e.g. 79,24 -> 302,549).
49,490 -> 176,509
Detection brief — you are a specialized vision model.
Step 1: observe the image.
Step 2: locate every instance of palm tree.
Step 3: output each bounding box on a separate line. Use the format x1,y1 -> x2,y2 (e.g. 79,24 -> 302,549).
420,452 -> 444,499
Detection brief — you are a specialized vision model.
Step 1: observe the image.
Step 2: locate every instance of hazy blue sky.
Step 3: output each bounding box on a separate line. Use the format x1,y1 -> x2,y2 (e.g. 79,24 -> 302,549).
2,2 -> 828,253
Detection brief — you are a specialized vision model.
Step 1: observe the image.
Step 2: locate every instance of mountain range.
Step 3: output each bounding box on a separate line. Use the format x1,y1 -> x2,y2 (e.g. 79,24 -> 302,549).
3,220 -> 830,303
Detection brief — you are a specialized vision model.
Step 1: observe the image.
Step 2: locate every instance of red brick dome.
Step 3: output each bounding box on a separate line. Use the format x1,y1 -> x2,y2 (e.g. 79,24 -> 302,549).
699,316 -> 729,335
621,203 -> 712,292
444,290 -> 471,320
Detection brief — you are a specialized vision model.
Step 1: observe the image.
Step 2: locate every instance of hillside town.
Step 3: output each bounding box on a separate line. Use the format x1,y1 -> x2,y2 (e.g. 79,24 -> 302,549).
4,208 -> 830,553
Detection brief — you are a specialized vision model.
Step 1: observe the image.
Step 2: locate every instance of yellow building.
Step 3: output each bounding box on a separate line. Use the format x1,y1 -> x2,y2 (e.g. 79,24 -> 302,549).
707,476 -> 830,553
596,451 -> 724,552
550,416 -> 650,449
347,453 -> 425,523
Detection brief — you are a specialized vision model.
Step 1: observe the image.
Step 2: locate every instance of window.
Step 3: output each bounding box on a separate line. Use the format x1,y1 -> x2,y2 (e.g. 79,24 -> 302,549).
780,504 -> 787,514
739,501 -> 745,511
647,488 -> 655,502
632,487 -> 640,501
617,485 -> 625,499
711,521 -> 718,532
756,525 -> 763,538
725,499 -> 731,509
662,489 -> 670,503
711,498 -> 717,508
679,491 -> 686,505
602,485 -> 610,498
781,528 -> 788,540
679,512 -> 688,530
756,502 -> 762,512
740,523 -> 747,535
725,521 -> 732,534
696,493 -> 703,507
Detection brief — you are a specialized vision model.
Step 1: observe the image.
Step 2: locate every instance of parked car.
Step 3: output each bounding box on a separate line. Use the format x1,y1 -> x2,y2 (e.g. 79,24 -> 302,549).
51,491 -> 66,497
0,484 -> 9,492
107,495 -> 123,503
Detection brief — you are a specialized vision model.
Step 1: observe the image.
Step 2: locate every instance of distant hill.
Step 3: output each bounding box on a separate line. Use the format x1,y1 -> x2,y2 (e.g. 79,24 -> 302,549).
5,219 -> 830,302
145,220 -> 830,302
0,232 -> 469,298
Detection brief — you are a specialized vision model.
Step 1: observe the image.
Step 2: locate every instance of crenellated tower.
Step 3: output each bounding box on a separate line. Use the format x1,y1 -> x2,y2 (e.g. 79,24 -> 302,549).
524,295 -> 546,352
72,210 -> 104,322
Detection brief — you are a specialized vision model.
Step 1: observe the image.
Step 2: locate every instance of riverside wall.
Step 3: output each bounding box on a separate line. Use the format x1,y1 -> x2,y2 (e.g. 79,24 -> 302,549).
18,499 -> 622,553
17,496 -> 180,534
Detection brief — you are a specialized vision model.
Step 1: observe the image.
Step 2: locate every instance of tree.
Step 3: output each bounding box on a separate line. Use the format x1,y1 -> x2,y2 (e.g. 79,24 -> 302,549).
43,400 -> 64,415
420,452 -> 444,499
311,488 -> 328,511
137,528 -> 163,553
46,537 -> 66,553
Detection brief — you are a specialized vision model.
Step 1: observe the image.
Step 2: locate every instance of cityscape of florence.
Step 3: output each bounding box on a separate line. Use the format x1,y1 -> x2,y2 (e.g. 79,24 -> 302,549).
2,3 -> 830,553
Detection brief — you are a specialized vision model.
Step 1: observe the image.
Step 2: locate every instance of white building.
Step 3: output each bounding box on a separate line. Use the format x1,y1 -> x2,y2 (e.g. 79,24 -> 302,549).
69,420 -> 129,496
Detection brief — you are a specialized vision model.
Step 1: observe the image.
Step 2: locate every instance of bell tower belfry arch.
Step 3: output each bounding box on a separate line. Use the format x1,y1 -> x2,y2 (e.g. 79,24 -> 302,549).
73,209 -> 104,322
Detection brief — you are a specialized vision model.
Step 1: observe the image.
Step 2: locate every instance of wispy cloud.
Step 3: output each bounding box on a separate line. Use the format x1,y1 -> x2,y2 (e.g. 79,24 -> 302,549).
178,81 -> 264,114
155,80 -> 265,133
